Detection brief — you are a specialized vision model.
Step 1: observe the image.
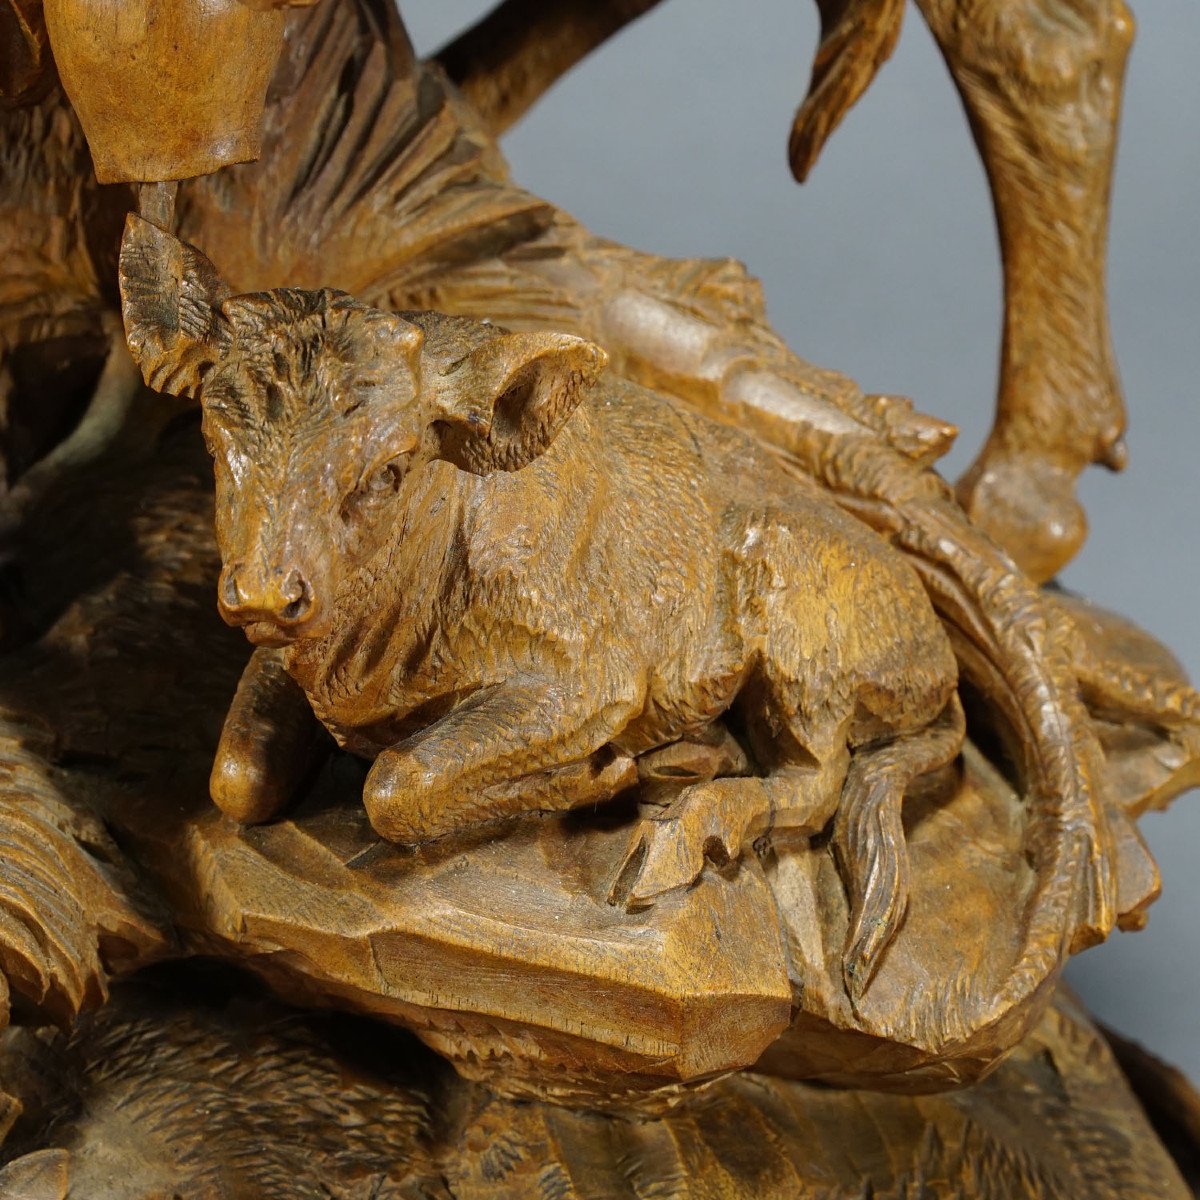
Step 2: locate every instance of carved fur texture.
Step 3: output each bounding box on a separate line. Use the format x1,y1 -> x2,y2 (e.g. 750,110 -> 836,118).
121,216 -> 968,997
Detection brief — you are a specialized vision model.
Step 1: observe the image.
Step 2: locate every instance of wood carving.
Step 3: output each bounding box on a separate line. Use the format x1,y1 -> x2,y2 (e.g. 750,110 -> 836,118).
118,214 -> 970,996
0,0 -> 1195,1194
792,0 -> 1134,582
148,4 -> 1160,988
436,0 -> 1133,581
41,0 -> 321,184
0,970 -> 1194,1199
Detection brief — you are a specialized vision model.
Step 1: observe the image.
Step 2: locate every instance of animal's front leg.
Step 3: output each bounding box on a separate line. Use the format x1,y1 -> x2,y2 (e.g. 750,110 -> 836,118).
362,683 -> 636,843
211,647 -> 325,824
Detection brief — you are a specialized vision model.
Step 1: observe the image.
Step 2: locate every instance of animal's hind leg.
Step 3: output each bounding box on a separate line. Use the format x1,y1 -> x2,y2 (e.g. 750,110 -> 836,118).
612,749 -> 851,908
835,694 -> 965,1002
917,0 -> 1134,581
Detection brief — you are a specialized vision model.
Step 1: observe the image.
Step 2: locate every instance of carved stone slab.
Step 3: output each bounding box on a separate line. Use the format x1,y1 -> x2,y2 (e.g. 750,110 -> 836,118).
142,790 -> 794,1100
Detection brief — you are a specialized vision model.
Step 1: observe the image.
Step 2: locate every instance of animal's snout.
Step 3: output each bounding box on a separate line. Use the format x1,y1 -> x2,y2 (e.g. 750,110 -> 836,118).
219,563 -> 320,636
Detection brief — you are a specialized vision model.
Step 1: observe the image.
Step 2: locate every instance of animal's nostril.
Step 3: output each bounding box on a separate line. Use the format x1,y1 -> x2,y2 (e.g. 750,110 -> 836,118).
220,568 -> 243,611
280,571 -> 313,624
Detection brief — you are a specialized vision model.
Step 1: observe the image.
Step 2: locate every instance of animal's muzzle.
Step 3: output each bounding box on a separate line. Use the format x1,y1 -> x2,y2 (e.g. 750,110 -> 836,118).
218,563 -> 320,637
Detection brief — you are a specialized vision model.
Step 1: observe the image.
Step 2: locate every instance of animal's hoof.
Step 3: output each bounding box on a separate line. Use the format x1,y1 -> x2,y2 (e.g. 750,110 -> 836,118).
609,814 -> 713,909
609,782 -> 755,908
362,754 -> 446,844
956,453 -> 1087,582
210,752 -> 294,825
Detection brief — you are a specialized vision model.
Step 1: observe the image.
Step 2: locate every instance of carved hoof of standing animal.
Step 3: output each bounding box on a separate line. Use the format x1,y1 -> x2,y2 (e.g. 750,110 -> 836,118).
956,452 -> 1088,582
610,780 -> 766,908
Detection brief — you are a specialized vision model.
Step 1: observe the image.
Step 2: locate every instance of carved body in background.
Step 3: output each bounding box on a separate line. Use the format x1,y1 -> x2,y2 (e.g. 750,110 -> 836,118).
439,0 -> 1135,582
120,216 -> 964,995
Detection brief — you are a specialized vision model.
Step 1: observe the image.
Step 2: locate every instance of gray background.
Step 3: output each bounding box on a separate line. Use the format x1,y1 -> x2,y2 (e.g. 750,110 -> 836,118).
403,1 -> 1200,1079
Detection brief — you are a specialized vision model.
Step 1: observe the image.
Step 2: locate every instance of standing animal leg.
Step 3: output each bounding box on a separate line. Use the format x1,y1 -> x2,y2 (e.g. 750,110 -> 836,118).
362,684 -> 639,843
835,694 -> 965,1001
916,0 -> 1135,581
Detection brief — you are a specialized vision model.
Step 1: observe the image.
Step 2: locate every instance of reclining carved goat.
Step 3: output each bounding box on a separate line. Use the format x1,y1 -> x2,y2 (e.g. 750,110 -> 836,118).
120,214 -> 1185,1002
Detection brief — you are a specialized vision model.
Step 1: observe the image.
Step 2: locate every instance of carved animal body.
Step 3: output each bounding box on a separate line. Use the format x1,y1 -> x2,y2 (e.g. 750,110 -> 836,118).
120,214 -> 966,995
438,0 -> 1135,583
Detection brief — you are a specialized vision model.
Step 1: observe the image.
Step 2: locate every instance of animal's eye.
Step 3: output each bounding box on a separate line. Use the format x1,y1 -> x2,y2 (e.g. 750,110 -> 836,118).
340,380 -> 381,419
368,462 -> 401,492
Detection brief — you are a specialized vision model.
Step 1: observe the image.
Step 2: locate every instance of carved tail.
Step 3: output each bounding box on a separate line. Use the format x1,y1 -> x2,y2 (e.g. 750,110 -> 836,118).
790,0 -> 907,182
777,435 -> 1118,1007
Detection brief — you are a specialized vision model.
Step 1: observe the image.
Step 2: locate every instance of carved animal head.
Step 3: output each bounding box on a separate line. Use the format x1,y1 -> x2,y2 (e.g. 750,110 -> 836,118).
118,215 -> 606,645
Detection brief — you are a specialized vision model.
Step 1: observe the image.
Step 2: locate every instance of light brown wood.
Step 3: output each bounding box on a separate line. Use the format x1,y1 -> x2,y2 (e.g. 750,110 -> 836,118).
0,1 -> 1195,1193
43,0 -> 289,182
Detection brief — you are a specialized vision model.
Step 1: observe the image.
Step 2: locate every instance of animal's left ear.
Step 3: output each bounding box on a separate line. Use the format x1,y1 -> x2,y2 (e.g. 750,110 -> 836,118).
429,331 -> 607,473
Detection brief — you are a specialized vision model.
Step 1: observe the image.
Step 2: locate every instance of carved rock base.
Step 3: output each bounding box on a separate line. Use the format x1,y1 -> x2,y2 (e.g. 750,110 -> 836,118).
0,964 -> 1193,1200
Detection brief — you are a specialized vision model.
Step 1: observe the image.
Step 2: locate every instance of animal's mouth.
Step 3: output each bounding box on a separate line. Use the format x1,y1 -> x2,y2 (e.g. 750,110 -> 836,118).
242,621 -> 302,649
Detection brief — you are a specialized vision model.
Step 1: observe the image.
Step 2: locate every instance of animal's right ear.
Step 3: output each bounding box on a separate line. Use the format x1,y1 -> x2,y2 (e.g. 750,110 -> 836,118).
118,214 -> 232,399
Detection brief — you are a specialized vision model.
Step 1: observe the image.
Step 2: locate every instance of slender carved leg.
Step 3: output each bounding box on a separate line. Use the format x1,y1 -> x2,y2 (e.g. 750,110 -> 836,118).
362,685 -> 638,843
916,0 -> 1135,581
210,647 -> 325,824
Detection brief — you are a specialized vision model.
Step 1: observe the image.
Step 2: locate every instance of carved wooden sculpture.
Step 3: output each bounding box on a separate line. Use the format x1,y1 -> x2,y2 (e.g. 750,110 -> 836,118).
0,0 -> 1196,1195
792,0 -> 1133,583
436,0 -> 1134,582
114,214 -> 1200,1016
119,215 -> 972,996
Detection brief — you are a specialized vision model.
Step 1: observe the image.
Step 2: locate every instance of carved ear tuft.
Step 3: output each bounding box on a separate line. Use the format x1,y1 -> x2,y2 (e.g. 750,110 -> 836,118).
431,332 -> 607,474
119,214 -> 232,399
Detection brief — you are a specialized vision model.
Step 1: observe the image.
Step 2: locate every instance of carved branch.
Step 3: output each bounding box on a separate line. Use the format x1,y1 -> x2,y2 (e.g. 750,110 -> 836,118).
433,0 -> 667,136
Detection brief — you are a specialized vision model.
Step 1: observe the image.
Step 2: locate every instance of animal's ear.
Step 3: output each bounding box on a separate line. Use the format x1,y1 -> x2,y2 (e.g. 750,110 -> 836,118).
118,213 -> 232,399
429,331 -> 607,473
